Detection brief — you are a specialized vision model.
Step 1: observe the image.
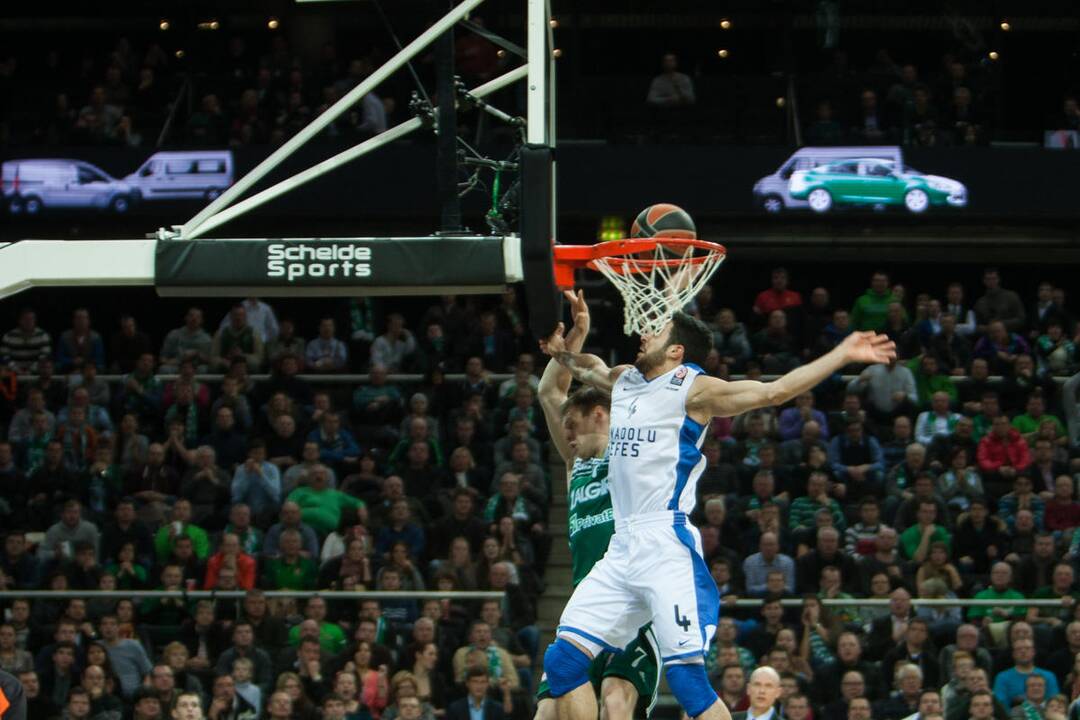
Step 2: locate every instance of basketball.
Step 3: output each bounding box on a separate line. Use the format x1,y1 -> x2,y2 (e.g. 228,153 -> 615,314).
629,203 -> 697,239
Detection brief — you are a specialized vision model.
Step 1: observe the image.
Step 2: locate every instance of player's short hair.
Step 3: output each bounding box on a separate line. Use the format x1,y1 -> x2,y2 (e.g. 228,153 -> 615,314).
561,386 -> 610,417
667,311 -> 713,367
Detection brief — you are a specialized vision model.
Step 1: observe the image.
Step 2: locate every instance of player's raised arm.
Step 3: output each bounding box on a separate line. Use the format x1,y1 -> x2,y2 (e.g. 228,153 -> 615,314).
687,330 -> 896,420
539,324 -> 628,395
538,290 -> 591,461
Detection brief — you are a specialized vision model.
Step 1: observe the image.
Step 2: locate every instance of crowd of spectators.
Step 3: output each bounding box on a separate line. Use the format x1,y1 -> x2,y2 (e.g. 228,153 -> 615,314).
4,18 -> 1080,150
0,26 -> 507,149
797,49 -> 1001,148
683,266 -> 1080,720
0,293 -> 544,720
2,264 -> 1080,719
643,48 -> 1005,147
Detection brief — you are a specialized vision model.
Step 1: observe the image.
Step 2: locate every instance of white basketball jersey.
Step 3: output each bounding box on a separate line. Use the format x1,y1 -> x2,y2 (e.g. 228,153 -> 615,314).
607,363 -> 708,519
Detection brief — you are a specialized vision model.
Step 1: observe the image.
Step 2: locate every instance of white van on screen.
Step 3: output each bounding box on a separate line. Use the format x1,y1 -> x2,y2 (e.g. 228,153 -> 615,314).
125,150 -> 234,201
2,159 -> 136,214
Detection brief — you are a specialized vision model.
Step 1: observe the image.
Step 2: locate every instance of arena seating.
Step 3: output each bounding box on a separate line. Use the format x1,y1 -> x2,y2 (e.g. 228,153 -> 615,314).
1,266 -> 1079,720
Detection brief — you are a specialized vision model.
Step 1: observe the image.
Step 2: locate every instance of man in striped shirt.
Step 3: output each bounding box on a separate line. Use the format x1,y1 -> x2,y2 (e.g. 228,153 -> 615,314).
1,309 -> 51,372
788,471 -> 845,533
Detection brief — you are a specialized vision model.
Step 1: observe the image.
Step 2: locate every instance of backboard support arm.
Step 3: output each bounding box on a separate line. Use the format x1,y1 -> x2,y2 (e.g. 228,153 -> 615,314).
178,0 -> 487,240
178,66 -> 528,241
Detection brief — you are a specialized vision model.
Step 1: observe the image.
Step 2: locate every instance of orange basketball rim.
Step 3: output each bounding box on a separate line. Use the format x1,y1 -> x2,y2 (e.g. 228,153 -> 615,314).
552,237 -> 727,337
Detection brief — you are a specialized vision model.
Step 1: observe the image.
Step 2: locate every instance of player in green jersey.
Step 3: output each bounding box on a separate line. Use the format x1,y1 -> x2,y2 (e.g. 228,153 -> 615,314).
534,290 -> 661,720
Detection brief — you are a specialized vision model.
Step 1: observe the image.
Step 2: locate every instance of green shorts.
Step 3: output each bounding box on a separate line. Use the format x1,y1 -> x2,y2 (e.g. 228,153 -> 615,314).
536,625 -> 661,718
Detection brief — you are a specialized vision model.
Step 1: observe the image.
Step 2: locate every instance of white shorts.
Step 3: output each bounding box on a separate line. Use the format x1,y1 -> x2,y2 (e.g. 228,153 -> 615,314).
557,511 -> 719,663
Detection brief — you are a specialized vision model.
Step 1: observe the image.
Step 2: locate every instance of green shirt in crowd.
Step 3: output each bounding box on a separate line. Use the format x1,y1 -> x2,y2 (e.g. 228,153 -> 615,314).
788,496 -> 846,532
262,556 -> 318,590
287,486 -> 365,537
1012,413 -> 1066,438
852,289 -> 902,331
899,523 -> 951,560
288,621 -> 347,654
153,523 -> 210,564
1028,586 -> 1080,623
967,586 -> 1027,620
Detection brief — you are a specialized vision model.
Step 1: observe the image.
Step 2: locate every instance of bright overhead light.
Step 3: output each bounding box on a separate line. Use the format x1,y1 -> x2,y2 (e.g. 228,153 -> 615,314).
720,18 -> 732,30
1000,21 -> 1011,31
268,17 -> 280,30
159,19 -> 170,31
988,50 -> 1000,61
549,19 -> 558,28
775,97 -> 786,108
717,49 -> 729,58
175,49 -> 185,59
552,48 -> 562,58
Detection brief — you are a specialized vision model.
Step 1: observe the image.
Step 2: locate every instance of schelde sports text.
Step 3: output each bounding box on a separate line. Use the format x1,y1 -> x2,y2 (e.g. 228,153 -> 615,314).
265,243 -> 373,281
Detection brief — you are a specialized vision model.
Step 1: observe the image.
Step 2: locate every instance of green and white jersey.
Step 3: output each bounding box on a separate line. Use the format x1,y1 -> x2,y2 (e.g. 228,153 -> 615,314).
567,452 -> 615,587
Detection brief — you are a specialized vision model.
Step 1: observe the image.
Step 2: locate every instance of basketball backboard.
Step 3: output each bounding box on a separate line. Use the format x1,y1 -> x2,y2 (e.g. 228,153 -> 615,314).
2,0 -> 563,337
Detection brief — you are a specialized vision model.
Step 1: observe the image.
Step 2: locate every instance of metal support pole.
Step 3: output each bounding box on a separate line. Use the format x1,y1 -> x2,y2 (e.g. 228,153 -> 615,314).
183,66 -> 526,240
156,77 -> 189,149
436,20 -> 464,232
789,75 -> 803,146
526,0 -> 547,145
545,0 -> 557,238
179,0 -> 487,240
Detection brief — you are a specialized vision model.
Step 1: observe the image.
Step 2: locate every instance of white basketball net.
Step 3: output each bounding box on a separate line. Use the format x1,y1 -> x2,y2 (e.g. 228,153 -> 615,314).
591,241 -> 726,336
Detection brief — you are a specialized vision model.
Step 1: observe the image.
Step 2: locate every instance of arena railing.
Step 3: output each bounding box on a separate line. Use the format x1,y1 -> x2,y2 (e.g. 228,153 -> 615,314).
11,373 -> 509,385
726,597 -> 1068,608
0,590 -> 504,600
10,373 -> 1069,386
0,592 -> 1060,607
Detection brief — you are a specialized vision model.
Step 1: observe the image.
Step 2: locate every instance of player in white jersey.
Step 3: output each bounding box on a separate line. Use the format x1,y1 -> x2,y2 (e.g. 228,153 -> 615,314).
537,302 -> 895,720
534,290 -> 661,720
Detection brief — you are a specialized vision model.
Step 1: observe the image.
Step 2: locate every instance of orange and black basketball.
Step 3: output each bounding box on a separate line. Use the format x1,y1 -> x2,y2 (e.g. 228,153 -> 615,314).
629,203 -> 697,239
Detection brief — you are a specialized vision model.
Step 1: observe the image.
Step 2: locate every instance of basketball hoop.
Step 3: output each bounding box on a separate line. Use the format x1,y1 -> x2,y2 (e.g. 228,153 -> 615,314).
553,238 -> 727,336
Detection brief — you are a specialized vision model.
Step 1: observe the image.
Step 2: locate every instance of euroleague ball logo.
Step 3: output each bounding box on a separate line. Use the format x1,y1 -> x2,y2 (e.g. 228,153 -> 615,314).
671,366 -> 688,386
266,243 -> 373,282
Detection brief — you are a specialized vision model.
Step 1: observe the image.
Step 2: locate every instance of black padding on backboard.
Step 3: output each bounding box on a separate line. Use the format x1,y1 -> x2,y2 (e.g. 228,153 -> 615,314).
521,143 -> 561,340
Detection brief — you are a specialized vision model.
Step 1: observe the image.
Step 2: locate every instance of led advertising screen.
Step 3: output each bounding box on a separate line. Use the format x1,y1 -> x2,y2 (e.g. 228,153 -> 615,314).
2,150 -> 233,215
1,142 -> 1076,225
751,146 -> 967,215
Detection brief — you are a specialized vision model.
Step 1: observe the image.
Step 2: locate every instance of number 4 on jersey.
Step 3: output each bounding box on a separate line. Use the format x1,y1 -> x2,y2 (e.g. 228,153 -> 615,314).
673,604 -> 691,632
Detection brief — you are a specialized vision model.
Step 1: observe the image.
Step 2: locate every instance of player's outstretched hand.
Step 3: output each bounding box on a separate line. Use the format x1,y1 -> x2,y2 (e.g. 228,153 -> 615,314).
564,289 -> 590,342
841,331 -> 896,365
540,322 -> 567,357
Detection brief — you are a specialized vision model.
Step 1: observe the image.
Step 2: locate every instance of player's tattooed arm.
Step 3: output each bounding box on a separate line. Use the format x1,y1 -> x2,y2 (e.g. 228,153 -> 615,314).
539,290 -> 591,461
540,323 -> 626,394
549,350 -> 621,393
